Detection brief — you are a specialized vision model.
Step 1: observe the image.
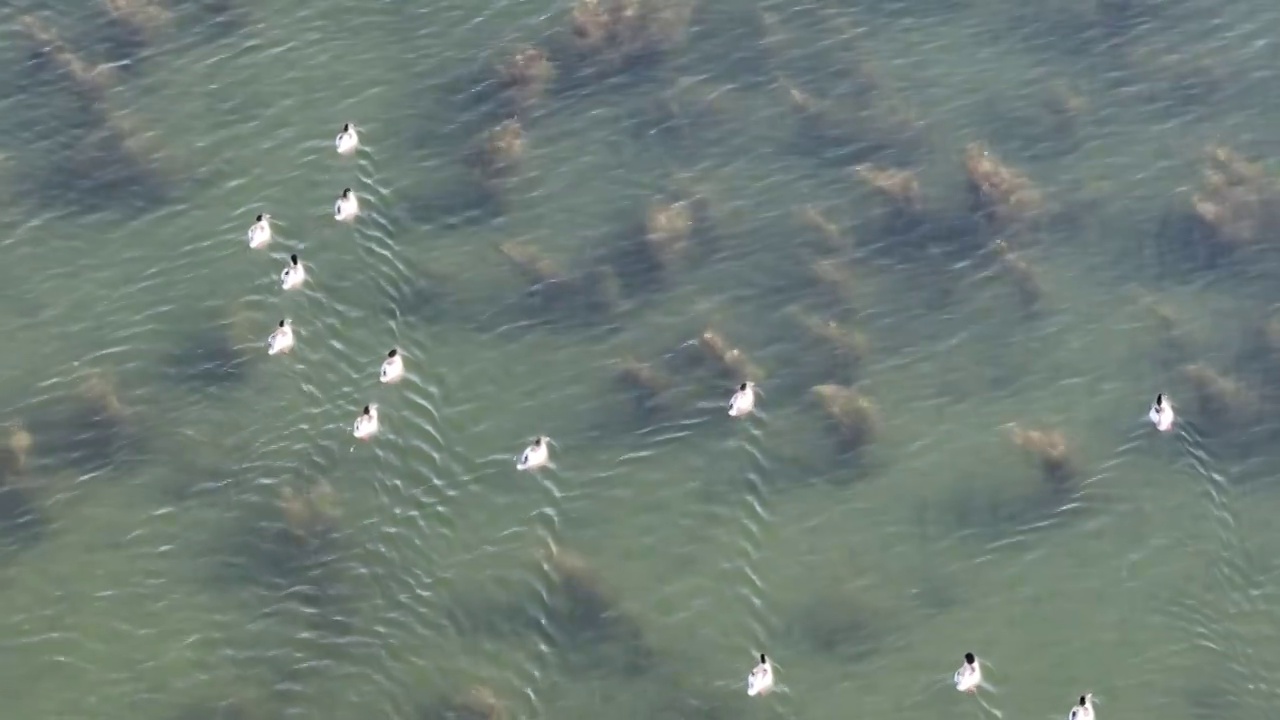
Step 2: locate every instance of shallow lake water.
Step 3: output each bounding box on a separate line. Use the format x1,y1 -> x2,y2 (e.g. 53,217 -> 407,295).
5,0 -> 1280,719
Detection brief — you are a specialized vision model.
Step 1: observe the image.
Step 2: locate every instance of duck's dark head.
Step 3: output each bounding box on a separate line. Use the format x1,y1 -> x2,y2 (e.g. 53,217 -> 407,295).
964,652 -> 975,665
387,348 -> 398,358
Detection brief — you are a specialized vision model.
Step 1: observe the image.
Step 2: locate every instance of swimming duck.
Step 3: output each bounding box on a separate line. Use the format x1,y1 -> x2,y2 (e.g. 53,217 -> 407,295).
248,213 -> 272,248
353,404 -> 379,440
1149,393 -> 1175,432
380,348 -> 404,384
334,188 -> 359,221
747,653 -> 774,697
516,436 -> 550,471
954,652 -> 981,693
335,123 -> 360,155
1067,694 -> 1094,720
280,254 -> 305,290
267,319 -> 294,355
728,381 -> 756,417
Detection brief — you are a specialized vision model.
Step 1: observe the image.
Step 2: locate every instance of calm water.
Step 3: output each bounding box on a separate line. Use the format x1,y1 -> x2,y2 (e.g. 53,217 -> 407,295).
6,0 -> 1280,718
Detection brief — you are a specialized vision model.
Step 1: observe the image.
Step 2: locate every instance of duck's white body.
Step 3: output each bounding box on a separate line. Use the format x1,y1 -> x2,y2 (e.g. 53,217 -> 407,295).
748,654 -> 774,697
380,349 -> 404,384
1067,694 -> 1094,720
728,382 -> 756,417
353,405 -> 379,440
335,123 -> 360,155
280,254 -> 305,290
954,656 -> 981,693
267,320 -> 294,355
248,214 -> 272,248
517,437 -> 549,471
334,189 -> 359,221
1149,393 -> 1175,432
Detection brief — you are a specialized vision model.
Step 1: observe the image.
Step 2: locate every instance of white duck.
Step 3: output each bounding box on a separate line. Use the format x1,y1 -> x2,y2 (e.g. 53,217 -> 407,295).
380,348 -> 405,384
280,254 -> 305,290
747,653 -> 774,697
247,213 -> 272,248
516,436 -> 550,471
954,652 -> 981,693
335,123 -> 360,155
1149,393 -> 1175,433
1067,694 -> 1094,720
334,188 -> 359,221
353,404 -> 379,440
267,319 -> 294,355
728,381 -> 756,417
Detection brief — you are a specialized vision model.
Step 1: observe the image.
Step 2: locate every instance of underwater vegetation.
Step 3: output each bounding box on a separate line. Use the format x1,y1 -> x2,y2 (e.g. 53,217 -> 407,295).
497,238 -> 623,327
14,10 -> 196,216
559,0 -> 696,86
417,685 -> 509,720
162,300 -> 263,390
0,420 -> 46,550
213,477 -> 359,640
1158,145 -> 1280,271
810,383 -> 880,457
433,544 -> 659,679
537,545 -> 658,677
98,0 -> 175,61
0,369 -> 147,553
24,370 -> 144,477
10,0 -> 1280,717
1007,423 -> 1079,492
783,578 -> 904,664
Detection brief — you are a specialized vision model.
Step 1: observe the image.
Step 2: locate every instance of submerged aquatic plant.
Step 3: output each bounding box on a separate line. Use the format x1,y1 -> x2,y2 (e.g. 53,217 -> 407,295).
784,581 -> 901,663
18,15 -> 120,110
26,370 -> 142,476
538,545 -> 657,676
964,142 -> 1045,236
791,310 -> 869,384
418,685 -> 508,720
0,422 -> 48,550
1180,363 -> 1260,434
98,0 -> 174,58
811,383 -> 880,454
214,480 -> 357,639
562,0 -> 695,81
1007,423 -> 1078,490
164,302 -> 263,389
495,46 -> 556,114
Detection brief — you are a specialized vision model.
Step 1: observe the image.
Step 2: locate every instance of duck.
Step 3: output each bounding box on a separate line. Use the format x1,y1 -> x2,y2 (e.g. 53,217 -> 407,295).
335,123 -> 360,155
1067,694 -> 1094,720
247,213 -> 272,248
353,404 -> 379,440
267,319 -> 294,355
747,653 -> 774,697
334,188 -> 360,221
1149,393 -> 1175,432
954,652 -> 981,693
380,348 -> 404,384
280,254 -> 305,290
728,381 -> 756,417
516,436 -> 550,471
